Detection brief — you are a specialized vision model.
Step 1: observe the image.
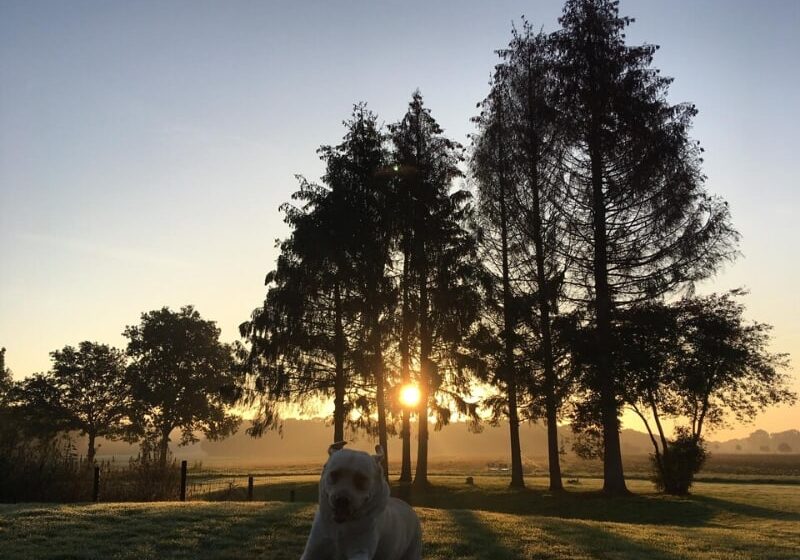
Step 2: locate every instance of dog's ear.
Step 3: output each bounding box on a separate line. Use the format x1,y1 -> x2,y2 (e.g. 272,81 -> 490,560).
328,440 -> 347,456
372,444 -> 384,464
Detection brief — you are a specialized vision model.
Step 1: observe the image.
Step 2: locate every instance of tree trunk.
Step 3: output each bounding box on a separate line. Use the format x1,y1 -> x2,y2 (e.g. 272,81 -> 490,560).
87,432 -> 97,466
399,239 -> 413,482
589,134 -> 628,495
534,233 -> 563,491
333,282 -> 346,443
497,127 -> 524,489
506,378 -> 524,489
158,428 -> 171,469
521,59 -> 564,492
372,310 -> 389,480
632,404 -> 665,481
414,240 -> 431,488
528,151 -> 563,493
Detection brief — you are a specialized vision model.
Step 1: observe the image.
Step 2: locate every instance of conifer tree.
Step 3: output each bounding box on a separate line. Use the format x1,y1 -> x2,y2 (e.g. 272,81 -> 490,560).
554,0 -> 738,493
391,91 -> 481,487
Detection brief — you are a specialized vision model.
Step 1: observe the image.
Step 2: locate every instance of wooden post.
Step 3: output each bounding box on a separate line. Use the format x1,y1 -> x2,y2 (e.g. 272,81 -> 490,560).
289,489 -> 295,502
247,476 -> 254,501
180,460 -> 187,502
92,466 -> 100,502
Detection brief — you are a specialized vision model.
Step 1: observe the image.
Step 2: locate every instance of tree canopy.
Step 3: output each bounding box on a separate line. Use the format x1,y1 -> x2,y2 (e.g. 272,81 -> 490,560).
124,306 -> 240,467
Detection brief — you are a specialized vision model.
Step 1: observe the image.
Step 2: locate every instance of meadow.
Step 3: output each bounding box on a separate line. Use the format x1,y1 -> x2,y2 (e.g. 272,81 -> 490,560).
2,476 -> 799,559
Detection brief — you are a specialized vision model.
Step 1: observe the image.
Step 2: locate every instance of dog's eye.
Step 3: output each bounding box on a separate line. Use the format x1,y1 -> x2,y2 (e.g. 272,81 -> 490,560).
353,473 -> 368,490
329,470 -> 340,483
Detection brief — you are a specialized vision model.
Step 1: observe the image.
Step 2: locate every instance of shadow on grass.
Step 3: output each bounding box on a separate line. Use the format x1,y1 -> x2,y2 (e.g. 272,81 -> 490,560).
446,509 -> 520,560
688,494 -> 800,522
202,479 -> 798,529
395,483 -> 713,526
538,518 -> 688,560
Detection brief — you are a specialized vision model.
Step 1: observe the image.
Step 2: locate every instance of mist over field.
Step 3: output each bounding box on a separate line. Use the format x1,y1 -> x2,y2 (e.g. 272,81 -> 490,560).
82,419 -> 800,466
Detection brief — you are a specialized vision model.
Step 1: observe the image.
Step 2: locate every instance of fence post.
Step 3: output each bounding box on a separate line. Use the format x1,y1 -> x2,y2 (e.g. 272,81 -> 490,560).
92,466 -> 100,502
180,460 -> 187,502
247,475 -> 254,501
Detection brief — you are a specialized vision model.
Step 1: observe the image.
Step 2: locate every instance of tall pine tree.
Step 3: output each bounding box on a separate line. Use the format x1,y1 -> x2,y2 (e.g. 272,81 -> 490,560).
554,0 -> 738,493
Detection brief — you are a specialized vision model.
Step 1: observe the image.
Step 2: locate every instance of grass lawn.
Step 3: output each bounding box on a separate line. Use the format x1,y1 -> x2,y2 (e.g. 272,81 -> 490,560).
1,477 -> 798,559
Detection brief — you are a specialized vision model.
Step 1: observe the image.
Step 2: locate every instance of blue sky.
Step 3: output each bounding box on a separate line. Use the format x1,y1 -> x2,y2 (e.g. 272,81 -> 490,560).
1,0 -> 798,438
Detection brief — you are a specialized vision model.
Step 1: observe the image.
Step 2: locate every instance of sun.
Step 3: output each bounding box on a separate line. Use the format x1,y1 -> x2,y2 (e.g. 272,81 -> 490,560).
399,384 -> 421,408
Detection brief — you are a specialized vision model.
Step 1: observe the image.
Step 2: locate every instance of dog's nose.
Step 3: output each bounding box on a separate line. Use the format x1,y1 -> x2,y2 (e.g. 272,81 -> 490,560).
333,495 -> 350,510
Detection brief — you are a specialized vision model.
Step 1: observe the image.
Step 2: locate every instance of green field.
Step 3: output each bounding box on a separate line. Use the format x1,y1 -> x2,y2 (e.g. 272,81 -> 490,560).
2,477 -> 799,559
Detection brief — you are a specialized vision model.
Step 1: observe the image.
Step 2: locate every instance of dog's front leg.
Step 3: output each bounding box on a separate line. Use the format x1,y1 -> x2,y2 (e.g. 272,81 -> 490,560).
300,511 -> 333,560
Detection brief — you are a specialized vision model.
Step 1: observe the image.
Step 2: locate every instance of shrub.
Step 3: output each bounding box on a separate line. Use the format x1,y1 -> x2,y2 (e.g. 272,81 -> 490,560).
0,432 -> 92,502
98,442 -> 180,502
651,428 -> 707,495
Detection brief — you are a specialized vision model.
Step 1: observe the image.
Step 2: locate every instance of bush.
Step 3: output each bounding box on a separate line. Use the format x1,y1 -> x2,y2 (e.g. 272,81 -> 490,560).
651,429 -> 707,495
0,432 -> 92,502
98,442 -> 180,502
1,422 -> 180,503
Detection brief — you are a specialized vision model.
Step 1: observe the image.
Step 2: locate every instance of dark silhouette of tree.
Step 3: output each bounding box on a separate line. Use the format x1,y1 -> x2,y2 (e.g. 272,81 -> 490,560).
613,301 -> 681,482
472,21 -> 575,491
472,64 -> 527,488
4,372 -> 68,440
391,91 -> 481,487
240,183 -> 355,442
319,104 -> 395,476
124,306 -> 240,467
0,348 -> 10,403
41,342 -> 130,464
675,291 -> 794,439
507,22 -> 570,492
616,290 -> 795,493
554,0 -> 738,493
395,174 -> 417,482
241,105 -> 392,454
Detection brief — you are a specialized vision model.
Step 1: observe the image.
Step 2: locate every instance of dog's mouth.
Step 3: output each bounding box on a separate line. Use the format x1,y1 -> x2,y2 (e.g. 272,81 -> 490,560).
333,508 -> 350,523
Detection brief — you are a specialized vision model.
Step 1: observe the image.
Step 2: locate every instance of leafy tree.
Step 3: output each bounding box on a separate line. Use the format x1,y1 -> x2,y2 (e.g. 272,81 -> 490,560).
391,91 -> 481,487
6,373 -> 71,438
124,306 -> 240,467
554,0 -> 738,493
45,342 -> 130,464
675,291 -> 794,439
616,290 -> 794,493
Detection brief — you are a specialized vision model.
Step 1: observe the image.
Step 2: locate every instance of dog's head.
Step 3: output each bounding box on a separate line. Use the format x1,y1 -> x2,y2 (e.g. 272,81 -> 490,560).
320,441 -> 388,524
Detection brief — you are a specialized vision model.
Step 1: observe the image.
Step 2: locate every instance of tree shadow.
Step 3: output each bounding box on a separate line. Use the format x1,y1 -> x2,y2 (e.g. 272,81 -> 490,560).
537,518 -> 689,560
399,482 -> 715,526
444,509 -> 520,560
688,494 -> 800,522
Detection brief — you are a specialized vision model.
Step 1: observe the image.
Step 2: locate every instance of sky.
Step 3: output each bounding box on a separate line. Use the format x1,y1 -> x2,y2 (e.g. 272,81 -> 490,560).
1,0 -> 798,440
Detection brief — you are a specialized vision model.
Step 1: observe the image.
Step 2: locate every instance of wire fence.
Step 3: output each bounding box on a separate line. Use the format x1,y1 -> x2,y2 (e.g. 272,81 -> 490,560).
86,461 -> 311,503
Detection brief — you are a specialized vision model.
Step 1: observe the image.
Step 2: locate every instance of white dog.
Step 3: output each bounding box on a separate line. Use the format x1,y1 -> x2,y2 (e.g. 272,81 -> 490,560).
300,442 -> 422,560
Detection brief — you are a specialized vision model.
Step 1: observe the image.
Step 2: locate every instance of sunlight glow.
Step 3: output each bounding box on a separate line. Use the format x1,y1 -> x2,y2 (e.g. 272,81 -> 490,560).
399,384 -> 421,408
